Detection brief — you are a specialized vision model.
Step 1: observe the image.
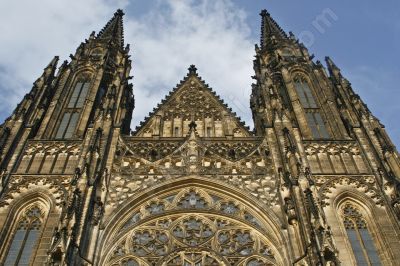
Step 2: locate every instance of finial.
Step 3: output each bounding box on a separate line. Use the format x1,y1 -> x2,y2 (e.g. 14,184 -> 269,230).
188,65 -> 197,75
115,9 -> 125,17
260,9 -> 268,16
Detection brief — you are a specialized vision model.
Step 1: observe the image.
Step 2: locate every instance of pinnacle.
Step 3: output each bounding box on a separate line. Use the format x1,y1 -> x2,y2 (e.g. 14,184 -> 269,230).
325,56 -> 338,68
97,9 -> 125,47
44,56 -> 59,70
260,8 -> 287,47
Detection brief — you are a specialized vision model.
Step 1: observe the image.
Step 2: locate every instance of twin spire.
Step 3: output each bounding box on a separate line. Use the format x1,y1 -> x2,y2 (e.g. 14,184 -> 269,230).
97,9 -> 125,47
97,8 -> 284,49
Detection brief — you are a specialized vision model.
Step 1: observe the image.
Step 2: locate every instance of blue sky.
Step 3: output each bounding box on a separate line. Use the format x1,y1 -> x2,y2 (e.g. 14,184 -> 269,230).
0,0 -> 398,147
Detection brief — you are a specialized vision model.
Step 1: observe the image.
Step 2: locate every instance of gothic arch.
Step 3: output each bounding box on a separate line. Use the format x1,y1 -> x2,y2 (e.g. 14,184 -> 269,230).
67,70 -> 95,100
289,70 -> 327,104
290,72 -> 321,104
0,191 -> 53,264
328,190 -> 395,265
97,177 -> 290,265
288,67 -> 313,81
72,68 -> 95,79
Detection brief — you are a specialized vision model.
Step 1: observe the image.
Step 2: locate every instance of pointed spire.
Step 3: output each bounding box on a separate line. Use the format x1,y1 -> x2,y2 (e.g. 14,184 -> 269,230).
325,56 -> 342,81
260,9 -> 287,47
97,9 -> 125,47
42,56 -> 59,78
44,56 -> 59,70
325,57 -> 340,71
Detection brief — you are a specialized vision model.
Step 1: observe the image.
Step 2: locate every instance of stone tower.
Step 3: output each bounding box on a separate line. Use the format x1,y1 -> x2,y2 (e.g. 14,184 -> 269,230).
0,8 -> 399,266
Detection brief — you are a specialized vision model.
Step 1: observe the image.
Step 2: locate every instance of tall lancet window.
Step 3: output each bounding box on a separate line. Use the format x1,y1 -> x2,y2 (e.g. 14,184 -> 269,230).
294,77 -> 330,139
342,204 -> 381,266
56,76 -> 91,139
4,205 -> 44,265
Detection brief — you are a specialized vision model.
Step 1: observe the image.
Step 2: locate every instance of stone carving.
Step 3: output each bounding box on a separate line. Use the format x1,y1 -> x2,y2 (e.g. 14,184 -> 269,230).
0,176 -> 68,209
304,141 -> 369,174
315,175 -> 384,206
16,140 -> 81,174
107,136 -> 278,215
107,213 -> 275,266
133,77 -> 250,138
119,187 -> 265,233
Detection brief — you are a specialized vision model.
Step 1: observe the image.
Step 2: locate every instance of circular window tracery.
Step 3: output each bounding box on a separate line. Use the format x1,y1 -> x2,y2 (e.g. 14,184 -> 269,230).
105,187 -> 280,266
107,213 -> 276,266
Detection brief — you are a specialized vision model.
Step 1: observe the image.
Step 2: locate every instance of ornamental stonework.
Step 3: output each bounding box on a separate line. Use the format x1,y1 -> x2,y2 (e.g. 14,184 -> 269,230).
0,7 -> 399,266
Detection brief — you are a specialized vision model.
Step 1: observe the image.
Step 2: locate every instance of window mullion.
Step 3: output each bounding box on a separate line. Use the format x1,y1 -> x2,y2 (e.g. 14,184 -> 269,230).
62,112 -> 74,139
73,82 -> 84,108
302,81 -> 311,108
14,223 -> 30,265
315,113 -> 323,138
355,225 -> 373,266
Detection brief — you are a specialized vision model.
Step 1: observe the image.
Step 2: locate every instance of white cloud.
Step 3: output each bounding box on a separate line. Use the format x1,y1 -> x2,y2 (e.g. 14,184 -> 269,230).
124,0 -> 255,128
0,0 -> 128,117
0,0 -> 257,130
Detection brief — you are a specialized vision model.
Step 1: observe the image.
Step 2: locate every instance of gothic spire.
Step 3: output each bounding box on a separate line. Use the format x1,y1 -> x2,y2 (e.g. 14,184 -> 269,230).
97,9 -> 125,47
325,57 -> 341,77
260,9 -> 287,47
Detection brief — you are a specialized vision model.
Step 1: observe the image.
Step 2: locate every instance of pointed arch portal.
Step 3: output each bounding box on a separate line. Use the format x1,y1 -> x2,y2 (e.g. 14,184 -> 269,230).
98,178 -> 288,266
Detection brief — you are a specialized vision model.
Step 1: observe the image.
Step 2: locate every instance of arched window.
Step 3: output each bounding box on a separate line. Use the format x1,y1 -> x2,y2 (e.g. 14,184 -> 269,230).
342,204 -> 381,265
56,76 -> 91,139
305,112 -> 330,138
294,77 -> 317,108
4,205 -> 44,265
294,77 -> 330,139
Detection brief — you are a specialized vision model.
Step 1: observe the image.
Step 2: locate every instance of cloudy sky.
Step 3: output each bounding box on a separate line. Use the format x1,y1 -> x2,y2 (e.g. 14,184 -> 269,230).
0,0 -> 399,147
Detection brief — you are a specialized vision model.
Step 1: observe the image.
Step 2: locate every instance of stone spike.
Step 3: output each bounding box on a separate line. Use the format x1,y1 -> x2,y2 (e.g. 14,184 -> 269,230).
97,9 -> 125,48
260,9 -> 287,47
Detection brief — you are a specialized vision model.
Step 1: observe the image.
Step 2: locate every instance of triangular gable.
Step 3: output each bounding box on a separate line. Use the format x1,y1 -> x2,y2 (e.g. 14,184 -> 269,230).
133,65 -> 251,138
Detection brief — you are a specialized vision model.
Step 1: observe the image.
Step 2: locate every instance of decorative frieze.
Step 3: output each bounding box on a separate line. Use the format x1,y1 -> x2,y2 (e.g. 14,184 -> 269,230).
304,141 -> 370,175
15,140 -> 82,175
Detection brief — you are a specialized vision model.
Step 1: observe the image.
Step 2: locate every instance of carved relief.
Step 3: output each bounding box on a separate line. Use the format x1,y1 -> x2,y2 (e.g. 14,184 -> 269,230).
134,77 -> 250,138
305,141 -> 370,174
0,175 -> 69,209
314,175 -> 384,207
118,187 -> 265,232
107,137 -> 279,215
15,140 -> 81,175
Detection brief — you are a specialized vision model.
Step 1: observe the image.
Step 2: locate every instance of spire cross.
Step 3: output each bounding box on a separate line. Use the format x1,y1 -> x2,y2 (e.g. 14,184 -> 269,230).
188,65 -> 198,75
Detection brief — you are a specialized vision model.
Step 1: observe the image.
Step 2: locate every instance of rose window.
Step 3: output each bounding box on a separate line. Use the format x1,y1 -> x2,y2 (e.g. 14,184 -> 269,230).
106,187 -> 278,266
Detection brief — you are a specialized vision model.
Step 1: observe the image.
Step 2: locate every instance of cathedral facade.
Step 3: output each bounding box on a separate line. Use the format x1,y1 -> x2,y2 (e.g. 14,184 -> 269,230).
0,8 -> 399,266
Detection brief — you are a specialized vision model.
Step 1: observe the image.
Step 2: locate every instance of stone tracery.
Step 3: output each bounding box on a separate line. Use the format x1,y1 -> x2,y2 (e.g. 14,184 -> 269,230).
103,187 -> 279,266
